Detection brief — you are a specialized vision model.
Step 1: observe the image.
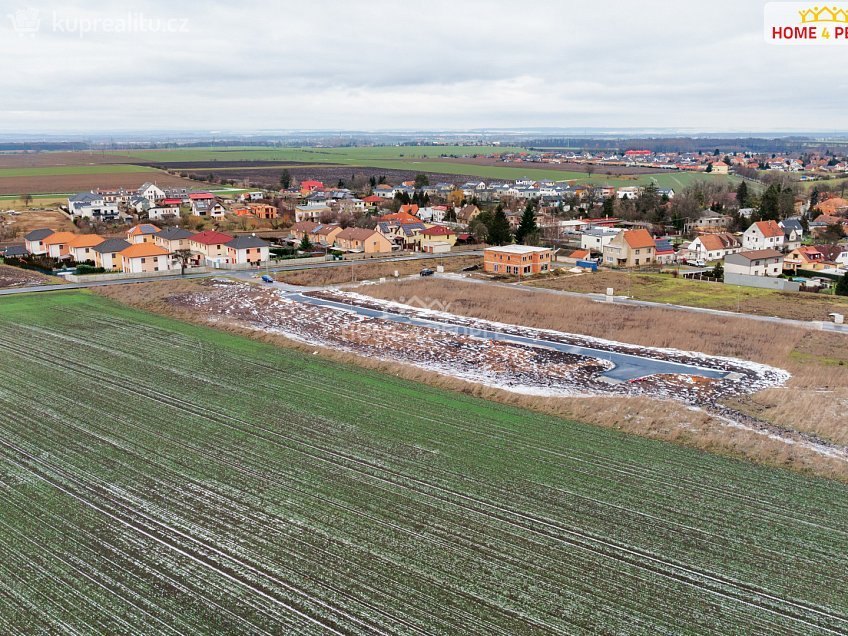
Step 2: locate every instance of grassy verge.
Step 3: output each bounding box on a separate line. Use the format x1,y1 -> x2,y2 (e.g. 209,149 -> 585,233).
527,270 -> 848,321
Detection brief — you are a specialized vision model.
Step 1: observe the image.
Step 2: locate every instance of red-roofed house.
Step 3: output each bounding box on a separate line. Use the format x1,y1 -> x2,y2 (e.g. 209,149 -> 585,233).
417,225 -> 457,253
188,230 -> 235,266
300,180 -> 324,194
743,220 -> 784,251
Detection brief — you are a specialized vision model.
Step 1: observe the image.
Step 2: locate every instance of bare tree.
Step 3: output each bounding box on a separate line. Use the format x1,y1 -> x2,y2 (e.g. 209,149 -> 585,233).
172,249 -> 193,276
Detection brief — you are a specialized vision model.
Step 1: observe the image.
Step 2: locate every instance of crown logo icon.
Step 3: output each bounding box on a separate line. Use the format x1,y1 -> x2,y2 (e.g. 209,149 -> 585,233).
6,7 -> 40,36
798,5 -> 848,23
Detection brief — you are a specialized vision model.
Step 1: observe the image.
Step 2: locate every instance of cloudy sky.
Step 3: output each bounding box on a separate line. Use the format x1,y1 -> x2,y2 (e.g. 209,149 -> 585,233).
0,0 -> 841,133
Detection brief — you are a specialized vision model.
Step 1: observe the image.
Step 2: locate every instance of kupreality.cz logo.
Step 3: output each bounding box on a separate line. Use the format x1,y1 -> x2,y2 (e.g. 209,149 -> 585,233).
6,6 -> 189,38
765,2 -> 848,44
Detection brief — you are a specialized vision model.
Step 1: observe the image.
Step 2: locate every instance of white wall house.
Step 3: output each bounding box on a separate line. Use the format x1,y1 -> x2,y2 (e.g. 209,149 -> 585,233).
138,182 -> 166,203
743,220 -> 785,251
724,250 -> 784,277
580,228 -> 621,252
67,192 -> 119,220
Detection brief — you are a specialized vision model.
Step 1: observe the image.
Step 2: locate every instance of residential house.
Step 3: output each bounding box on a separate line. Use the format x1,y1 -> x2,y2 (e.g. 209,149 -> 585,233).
43,231 -> 78,259
483,245 -> 553,275
67,192 -> 119,221
580,227 -> 621,253
684,210 -> 732,234
138,182 -> 166,203
779,219 -> 804,250
190,195 -> 226,218
119,243 -> 172,274
288,221 -> 320,242
457,204 -> 481,223
783,246 -> 827,273
653,239 -> 676,265
127,223 -> 161,244
24,228 -> 54,255
234,203 -> 277,219
687,232 -> 742,261
154,227 -> 194,253
724,250 -> 784,277
310,223 -> 343,247
147,204 -> 181,222
295,202 -> 331,223
225,235 -> 270,266
815,244 -> 848,268
556,248 -> 591,265
2,245 -> 28,258
602,229 -> 656,267
742,220 -> 784,251
92,238 -> 131,271
188,230 -> 235,266
67,234 -> 105,263
709,161 -> 729,174
333,228 -> 393,254
418,226 -> 457,253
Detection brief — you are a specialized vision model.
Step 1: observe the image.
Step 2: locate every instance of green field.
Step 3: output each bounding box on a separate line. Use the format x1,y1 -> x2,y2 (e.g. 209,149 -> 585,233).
0,290 -> 845,634
0,164 -> 157,178
115,145 -> 739,187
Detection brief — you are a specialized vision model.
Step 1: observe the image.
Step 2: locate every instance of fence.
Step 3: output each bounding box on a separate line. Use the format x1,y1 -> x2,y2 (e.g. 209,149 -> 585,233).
724,273 -> 801,291
66,267 -> 211,283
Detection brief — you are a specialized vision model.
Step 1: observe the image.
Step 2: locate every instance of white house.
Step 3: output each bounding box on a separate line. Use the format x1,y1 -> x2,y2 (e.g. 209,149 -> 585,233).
67,192 -> 119,221
147,204 -> 181,221
724,250 -> 784,277
580,227 -> 621,252
138,182 -> 166,203
687,232 -> 742,261
742,220 -> 785,251
295,202 -> 331,223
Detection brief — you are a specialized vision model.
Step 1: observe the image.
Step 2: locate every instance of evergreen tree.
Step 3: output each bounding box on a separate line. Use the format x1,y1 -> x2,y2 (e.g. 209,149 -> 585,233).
602,196 -> 615,216
515,200 -> 539,244
299,235 -> 312,252
487,206 -> 512,246
280,169 -> 292,189
836,272 -> 848,297
735,180 -> 749,208
759,183 -> 781,220
414,173 -> 429,188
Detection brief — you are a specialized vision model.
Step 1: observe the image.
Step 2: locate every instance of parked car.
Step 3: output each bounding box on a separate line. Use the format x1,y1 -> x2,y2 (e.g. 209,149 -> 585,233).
420,268 -> 435,276
687,259 -> 706,267
261,274 -> 274,283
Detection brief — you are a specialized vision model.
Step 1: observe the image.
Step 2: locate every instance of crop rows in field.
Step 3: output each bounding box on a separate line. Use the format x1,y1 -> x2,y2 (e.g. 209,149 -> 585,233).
0,292 -> 846,634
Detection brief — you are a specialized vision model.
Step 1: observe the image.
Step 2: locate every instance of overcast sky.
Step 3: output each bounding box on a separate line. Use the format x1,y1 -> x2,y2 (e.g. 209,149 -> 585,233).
0,0 -> 841,133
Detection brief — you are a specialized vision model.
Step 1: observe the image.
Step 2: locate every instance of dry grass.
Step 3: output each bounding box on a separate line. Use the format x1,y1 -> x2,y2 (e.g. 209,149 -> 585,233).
0,264 -> 61,289
527,270 -> 848,321
276,255 -> 481,286
95,279 -> 848,482
360,278 -> 848,448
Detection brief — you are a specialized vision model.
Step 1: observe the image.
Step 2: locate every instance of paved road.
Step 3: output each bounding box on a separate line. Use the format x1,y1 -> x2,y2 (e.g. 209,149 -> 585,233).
0,252 -> 481,297
288,292 -> 731,382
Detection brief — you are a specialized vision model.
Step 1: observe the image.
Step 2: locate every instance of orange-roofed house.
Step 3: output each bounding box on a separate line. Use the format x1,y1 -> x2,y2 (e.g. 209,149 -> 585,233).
67,234 -> 105,263
743,220 -> 784,251
398,204 -> 419,216
234,203 -> 277,219
377,211 -> 420,225
783,246 -> 827,273
333,228 -> 393,254
43,231 -> 78,259
119,243 -> 172,274
814,197 -> 848,215
126,223 -> 162,244
709,161 -> 729,174
603,229 -> 656,267
687,232 -> 742,261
